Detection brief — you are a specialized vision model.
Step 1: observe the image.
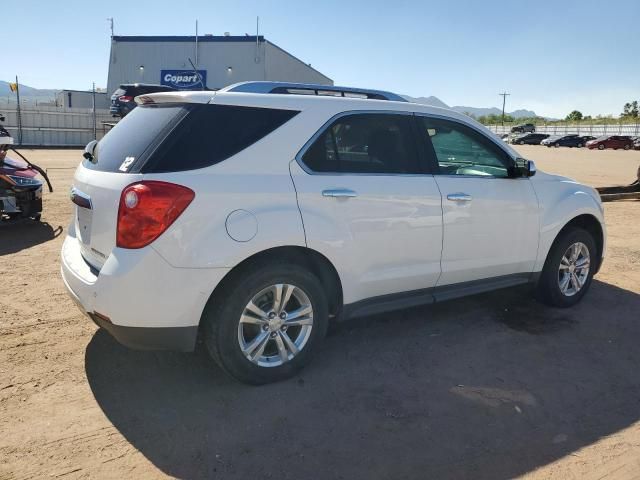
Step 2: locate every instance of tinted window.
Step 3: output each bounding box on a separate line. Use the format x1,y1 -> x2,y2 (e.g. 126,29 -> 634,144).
146,104 -> 299,173
301,113 -> 420,174
419,117 -> 512,177
84,104 -> 188,172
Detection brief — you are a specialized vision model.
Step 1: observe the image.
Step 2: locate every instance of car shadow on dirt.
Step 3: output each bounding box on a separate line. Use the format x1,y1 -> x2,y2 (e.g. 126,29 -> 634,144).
0,221 -> 63,256
85,280 -> 640,479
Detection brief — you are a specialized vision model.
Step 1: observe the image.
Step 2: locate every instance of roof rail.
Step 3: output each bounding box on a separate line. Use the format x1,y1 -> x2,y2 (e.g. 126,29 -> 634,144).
220,81 -> 407,102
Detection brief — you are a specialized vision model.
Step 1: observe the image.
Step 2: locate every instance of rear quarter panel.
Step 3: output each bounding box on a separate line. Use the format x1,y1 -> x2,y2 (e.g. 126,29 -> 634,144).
146,109 -> 321,269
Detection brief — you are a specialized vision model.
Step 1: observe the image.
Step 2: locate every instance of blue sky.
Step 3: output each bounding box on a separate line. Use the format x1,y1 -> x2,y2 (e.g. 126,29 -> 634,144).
6,0 -> 639,117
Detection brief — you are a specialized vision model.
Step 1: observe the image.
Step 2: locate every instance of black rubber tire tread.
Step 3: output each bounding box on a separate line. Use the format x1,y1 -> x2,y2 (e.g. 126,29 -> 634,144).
536,227 -> 597,308
202,260 -> 328,385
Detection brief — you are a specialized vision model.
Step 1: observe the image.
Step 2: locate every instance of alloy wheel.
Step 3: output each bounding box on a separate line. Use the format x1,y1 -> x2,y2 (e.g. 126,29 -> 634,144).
558,242 -> 590,297
237,284 -> 313,367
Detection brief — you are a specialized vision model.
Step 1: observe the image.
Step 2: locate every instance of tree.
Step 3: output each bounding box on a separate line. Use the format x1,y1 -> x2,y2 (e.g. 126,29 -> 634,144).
622,101 -> 639,118
565,110 -> 583,121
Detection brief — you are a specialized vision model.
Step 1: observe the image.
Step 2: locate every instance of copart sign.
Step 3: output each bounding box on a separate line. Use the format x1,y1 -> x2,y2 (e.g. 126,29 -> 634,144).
160,70 -> 207,90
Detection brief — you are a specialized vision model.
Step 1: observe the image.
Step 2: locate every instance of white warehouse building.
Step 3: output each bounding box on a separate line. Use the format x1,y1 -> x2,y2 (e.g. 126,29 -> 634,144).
106,35 -> 333,94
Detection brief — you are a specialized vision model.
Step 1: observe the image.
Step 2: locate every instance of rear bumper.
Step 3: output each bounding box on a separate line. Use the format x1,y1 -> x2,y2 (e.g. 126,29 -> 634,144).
89,313 -> 198,351
60,225 -> 230,351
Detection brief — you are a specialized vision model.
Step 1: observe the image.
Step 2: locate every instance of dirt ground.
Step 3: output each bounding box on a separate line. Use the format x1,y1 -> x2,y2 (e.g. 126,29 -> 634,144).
1,146 -> 639,480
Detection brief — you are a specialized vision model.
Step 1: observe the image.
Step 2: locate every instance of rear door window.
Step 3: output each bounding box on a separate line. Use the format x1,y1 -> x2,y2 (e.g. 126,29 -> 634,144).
301,113 -> 422,174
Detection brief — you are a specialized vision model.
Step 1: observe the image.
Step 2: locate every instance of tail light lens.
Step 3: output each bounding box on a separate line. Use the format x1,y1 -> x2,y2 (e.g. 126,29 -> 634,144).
117,181 -> 195,249
118,95 -> 134,102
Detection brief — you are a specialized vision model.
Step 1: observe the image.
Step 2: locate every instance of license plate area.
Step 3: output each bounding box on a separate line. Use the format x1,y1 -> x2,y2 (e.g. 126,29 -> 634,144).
77,206 -> 93,244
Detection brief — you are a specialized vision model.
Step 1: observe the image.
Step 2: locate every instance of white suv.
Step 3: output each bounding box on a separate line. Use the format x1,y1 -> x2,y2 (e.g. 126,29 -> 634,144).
61,82 -> 606,384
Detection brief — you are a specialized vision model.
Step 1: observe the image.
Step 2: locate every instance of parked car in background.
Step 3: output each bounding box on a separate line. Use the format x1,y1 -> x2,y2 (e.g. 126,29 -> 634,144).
61,81 -> 606,384
110,84 -> 176,118
541,134 -> 591,148
631,137 -> 640,150
511,123 -> 536,133
586,135 -> 634,150
513,133 -> 549,145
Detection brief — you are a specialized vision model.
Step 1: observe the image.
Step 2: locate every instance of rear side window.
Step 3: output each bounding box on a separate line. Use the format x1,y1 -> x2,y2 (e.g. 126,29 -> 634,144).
84,104 -> 188,172
301,113 -> 421,174
145,104 -> 299,173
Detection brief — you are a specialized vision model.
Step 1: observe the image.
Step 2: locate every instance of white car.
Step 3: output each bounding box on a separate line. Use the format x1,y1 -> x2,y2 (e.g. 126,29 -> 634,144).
61,82 -> 606,384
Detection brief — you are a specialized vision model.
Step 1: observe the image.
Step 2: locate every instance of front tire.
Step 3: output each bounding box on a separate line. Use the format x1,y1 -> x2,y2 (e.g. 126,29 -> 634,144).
598,144 -> 605,150
536,228 -> 597,307
202,262 -> 329,385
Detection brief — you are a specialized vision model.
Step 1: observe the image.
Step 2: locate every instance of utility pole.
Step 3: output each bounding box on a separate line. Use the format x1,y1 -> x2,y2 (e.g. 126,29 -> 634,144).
15,75 -> 23,145
92,82 -> 97,140
499,91 -> 510,127
107,17 -> 114,37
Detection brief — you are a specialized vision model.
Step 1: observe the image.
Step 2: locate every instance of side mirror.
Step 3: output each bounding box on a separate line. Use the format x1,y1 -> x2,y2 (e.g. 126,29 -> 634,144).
514,158 -> 536,177
83,140 -> 98,163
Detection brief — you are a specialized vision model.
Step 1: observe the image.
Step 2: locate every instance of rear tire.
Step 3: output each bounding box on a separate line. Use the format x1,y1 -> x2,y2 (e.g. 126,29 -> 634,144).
598,144 -> 605,150
519,140 -> 525,145
202,262 -> 329,385
536,228 -> 597,308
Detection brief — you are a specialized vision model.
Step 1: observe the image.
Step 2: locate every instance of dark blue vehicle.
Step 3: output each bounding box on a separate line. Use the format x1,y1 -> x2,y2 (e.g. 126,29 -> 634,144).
541,134 -> 596,148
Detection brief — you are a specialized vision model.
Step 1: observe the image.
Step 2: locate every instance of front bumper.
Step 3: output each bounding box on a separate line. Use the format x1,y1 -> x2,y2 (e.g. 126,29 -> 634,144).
60,226 -> 230,351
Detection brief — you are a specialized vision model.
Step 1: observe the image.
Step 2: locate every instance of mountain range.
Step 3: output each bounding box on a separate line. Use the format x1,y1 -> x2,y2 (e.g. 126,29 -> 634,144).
402,95 -> 537,119
0,81 -> 538,118
0,80 -> 58,98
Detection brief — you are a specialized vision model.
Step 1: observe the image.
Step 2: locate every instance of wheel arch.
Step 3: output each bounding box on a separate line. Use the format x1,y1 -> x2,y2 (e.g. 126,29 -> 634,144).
199,246 -> 344,328
547,214 -> 605,274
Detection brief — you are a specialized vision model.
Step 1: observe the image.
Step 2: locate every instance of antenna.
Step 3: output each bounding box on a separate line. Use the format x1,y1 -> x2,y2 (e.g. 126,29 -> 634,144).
255,16 -> 260,63
499,92 -> 510,126
195,19 -> 199,67
107,17 -> 114,37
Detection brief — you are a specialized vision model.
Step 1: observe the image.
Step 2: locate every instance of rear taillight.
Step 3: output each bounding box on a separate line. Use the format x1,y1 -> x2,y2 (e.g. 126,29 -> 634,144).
118,95 -> 134,102
116,181 -> 195,249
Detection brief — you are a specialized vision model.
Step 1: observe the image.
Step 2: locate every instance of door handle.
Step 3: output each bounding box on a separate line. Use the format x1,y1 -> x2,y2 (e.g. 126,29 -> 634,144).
446,193 -> 472,202
322,189 -> 358,198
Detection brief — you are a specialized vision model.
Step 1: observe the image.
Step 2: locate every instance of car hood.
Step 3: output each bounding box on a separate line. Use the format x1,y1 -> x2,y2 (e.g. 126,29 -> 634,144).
532,170 -> 574,182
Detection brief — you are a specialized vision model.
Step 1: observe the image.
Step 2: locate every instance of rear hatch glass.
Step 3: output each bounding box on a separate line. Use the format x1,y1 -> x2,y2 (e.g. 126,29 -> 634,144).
83,104 -> 189,173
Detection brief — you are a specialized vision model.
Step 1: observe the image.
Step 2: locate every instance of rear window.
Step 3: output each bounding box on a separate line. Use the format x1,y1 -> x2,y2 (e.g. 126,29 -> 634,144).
84,104 -> 188,172
84,103 -> 299,173
143,104 -> 299,173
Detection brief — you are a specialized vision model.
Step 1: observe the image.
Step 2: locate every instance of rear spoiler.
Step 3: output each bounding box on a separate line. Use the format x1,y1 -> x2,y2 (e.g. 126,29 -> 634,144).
135,91 -> 215,105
